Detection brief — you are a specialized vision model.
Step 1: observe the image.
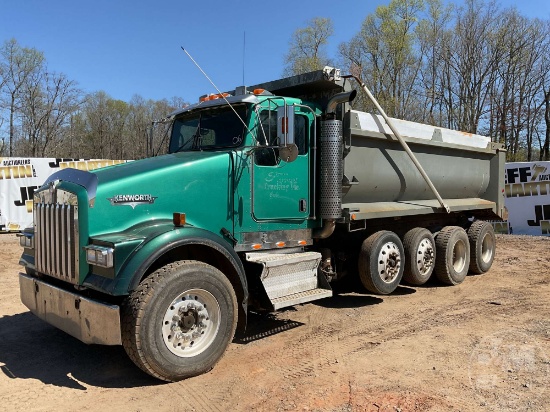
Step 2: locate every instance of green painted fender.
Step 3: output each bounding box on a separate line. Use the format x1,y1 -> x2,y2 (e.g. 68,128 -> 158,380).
84,223 -> 248,319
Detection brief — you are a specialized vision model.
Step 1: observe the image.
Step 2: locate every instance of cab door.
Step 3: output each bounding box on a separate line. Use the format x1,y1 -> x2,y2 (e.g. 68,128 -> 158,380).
251,107 -> 312,221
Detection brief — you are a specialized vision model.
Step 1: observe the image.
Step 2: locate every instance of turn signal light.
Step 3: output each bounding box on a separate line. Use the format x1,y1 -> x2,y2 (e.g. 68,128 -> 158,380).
173,212 -> 186,227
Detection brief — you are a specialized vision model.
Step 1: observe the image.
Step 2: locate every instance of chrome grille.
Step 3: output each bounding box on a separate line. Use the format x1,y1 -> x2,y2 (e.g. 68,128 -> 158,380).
34,190 -> 79,284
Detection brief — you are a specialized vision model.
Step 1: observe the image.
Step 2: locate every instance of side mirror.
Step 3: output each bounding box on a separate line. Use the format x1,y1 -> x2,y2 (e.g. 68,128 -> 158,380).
277,105 -> 298,162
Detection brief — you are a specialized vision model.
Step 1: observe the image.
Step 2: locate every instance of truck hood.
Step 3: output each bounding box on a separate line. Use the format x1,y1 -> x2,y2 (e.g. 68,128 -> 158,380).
86,150 -> 235,236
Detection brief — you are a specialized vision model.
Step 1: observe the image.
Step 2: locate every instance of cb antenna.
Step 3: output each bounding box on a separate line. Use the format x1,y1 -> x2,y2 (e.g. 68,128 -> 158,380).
242,31 -> 246,86
181,47 -> 252,136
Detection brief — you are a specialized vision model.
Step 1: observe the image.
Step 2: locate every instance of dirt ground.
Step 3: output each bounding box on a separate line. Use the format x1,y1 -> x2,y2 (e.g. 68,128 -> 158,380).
1,233 -> 549,412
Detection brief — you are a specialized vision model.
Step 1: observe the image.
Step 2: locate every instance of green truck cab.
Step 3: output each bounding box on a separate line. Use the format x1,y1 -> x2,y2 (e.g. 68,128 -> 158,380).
18,67 -> 505,381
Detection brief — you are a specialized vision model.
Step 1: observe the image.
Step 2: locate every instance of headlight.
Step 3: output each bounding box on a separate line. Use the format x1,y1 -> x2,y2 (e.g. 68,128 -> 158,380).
85,245 -> 114,268
18,234 -> 34,249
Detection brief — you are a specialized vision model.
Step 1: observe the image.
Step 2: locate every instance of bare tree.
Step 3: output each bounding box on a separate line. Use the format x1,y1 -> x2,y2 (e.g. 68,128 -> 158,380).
19,71 -> 82,157
0,39 -> 45,156
70,92 -> 186,160
416,0 -> 454,125
484,10 -> 550,160
541,24 -> 550,161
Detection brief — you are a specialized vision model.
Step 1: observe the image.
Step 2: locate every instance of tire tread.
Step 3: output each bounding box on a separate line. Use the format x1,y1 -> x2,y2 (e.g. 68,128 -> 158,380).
121,260 -> 236,382
434,226 -> 469,285
468,221 -> 495,274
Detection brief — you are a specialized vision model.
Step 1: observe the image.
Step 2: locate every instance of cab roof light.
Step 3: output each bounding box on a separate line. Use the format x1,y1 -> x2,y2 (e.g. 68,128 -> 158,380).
253,88 -> 273,96
199,92 -> 231,102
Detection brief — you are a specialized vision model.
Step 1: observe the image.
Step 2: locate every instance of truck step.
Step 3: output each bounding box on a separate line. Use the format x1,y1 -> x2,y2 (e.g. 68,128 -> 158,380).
245,251 -> 321,267
245,251 -> 332,309
271,288 -> 333,310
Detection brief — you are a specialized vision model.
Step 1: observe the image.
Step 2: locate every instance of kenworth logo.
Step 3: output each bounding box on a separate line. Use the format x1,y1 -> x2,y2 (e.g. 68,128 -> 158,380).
108,194 -> 157,209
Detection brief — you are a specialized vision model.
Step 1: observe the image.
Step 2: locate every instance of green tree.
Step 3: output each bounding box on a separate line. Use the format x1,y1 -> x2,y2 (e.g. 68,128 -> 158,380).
284,17 -> 334,76
339,0 -> 424,118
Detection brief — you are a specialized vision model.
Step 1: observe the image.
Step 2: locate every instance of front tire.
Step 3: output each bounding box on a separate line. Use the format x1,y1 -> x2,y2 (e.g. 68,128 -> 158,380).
121,260 -> 237,382
358,231 -> 404,294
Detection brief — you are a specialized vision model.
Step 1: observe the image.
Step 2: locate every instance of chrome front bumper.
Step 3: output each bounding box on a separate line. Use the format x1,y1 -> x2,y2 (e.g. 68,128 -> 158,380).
19,273 -> 122,345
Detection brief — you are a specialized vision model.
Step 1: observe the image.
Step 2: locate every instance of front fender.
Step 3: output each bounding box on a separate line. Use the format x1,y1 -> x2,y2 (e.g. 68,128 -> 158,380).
83,224 -> 247,303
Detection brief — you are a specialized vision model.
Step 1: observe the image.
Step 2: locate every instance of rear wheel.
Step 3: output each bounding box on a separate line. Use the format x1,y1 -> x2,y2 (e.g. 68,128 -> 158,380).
403,228 -> 435,285
434,226 -> 470,285
121,260 -> 237,382
358,230 -> 404,294
468,221 -> 496,274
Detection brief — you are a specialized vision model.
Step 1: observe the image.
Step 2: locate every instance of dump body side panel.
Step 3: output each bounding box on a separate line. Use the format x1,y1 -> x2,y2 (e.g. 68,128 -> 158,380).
342,110 -> 505,219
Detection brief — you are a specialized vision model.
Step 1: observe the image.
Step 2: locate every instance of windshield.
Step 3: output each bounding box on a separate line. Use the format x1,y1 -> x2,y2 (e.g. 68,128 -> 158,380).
169,104 -> 247,153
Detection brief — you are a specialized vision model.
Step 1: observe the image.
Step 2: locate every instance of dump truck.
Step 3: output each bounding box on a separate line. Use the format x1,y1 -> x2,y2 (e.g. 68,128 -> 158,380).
18,67 -> 505,381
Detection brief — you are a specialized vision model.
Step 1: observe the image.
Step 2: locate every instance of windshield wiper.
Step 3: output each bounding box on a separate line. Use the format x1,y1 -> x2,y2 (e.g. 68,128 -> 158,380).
173,137 -> 195,153
172,116 -> 202,153
191,115 -> 203,150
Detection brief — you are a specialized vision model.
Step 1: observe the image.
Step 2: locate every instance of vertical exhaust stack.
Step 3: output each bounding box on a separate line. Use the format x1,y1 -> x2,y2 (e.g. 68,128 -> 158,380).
319,119 -> 344,220
315,90 -> 357,239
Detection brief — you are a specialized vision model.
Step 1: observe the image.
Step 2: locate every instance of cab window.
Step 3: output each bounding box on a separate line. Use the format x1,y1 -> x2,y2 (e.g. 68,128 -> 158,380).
255,110 -> 308,166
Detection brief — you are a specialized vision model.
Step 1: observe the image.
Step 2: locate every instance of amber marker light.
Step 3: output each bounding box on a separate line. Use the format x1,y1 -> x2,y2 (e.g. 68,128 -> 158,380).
173,212 -> 186,227
351,213 -> 356,220
298,240 -> 307,246
252,244 -> 262,250
199,92 -> 231,102
276,241 -> 286,247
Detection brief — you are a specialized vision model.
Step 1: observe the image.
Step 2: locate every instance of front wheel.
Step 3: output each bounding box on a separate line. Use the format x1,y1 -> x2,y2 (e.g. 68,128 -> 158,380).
358,230 -> 404,294
121,260 -> 237,382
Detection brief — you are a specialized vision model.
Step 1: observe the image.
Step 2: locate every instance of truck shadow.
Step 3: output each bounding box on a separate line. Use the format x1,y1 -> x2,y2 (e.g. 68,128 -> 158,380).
0,312 -> 157,390
0,279 -> 414,389
234,312 -> 305,344
235,282 -> 388,344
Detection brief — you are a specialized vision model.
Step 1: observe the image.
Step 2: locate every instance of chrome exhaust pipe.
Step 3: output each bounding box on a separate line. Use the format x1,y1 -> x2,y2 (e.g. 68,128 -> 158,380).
326,90 -> 357,115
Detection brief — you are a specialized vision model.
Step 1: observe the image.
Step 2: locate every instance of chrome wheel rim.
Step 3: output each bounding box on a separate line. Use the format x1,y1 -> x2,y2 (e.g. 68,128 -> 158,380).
377,242 -> 402,283
452,240 -> 467,273
162,289 -> 220,357
481,232 -> 495,263
416,238 -> 435,275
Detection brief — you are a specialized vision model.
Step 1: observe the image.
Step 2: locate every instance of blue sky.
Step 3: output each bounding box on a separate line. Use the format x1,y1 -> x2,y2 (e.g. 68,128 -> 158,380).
1,0 -> 548,104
